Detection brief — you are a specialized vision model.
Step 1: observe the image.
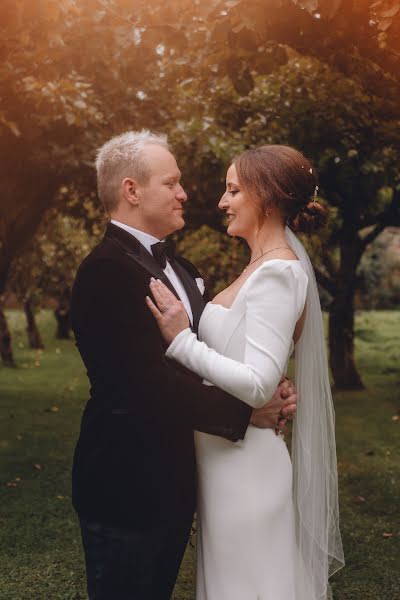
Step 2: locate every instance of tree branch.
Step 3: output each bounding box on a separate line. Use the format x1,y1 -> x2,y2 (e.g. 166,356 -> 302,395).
359,189 -> 400,251
360,221 -> 387,251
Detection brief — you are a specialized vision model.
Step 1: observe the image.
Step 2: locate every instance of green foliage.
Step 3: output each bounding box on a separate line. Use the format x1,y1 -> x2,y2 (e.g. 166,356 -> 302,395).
0,309 -> 398,598
8,209 -> 99,307
0,0 -> 188,292
357,228 -> 400,309
177,225 -> 249,295
205,54 -> 400,213
1,0 -> 399,382
171,53 -> 400,319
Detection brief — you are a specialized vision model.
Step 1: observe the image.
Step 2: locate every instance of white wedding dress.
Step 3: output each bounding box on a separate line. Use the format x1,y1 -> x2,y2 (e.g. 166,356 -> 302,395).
166,259 -> 315,600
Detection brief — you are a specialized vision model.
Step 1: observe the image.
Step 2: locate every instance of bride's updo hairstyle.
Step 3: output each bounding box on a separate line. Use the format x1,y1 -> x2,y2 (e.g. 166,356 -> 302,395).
233,145 -> 327,234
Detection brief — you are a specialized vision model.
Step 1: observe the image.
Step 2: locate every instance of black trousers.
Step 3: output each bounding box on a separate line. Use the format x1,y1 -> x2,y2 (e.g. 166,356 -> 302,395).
79,512 -> 193,600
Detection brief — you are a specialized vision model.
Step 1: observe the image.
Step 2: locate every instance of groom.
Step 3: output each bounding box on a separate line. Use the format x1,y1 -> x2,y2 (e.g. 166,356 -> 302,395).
71,130 -> 298,600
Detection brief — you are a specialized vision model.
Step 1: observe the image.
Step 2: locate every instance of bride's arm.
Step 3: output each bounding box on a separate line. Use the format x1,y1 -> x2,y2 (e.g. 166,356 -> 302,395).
147,263 -> 307,408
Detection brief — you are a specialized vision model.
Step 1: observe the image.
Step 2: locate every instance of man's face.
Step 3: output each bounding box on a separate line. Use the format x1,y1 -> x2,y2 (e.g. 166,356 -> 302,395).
136,145 -> 188,239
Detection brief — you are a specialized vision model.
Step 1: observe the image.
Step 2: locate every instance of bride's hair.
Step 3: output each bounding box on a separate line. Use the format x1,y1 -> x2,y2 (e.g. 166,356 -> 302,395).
233,145 -> 327,234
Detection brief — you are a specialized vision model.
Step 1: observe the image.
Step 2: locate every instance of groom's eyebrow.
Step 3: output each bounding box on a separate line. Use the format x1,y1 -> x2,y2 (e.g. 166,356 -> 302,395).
162,171 -> 181,182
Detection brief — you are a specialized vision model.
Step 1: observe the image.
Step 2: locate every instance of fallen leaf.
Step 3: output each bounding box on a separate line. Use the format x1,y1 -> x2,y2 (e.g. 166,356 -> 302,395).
6,482 -> 17,487
391,415 -> 399,422
355,495 -> 366,503
56,495 -> 65,500
383,532 -> 393,538
33,463 -> 42,470
50,406 -> 59,412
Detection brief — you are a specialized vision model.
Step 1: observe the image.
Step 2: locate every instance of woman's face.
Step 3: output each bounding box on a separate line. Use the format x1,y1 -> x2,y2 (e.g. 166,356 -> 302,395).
218,163 -> 262,239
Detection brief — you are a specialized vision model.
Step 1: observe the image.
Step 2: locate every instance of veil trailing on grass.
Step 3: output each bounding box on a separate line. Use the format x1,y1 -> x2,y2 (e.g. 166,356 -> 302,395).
285,226 -> 345,600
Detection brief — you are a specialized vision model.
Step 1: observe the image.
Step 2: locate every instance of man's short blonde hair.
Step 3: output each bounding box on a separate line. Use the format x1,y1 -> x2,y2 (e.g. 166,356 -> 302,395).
95,130 -> 169,213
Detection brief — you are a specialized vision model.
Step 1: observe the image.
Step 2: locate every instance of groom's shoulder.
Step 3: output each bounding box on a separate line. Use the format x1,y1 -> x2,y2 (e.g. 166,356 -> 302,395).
75,235 -> 135,284
77,236 -> 117,268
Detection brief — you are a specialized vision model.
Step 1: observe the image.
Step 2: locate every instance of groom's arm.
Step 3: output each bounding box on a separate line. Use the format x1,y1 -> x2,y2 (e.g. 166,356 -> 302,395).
73,257 -> 253,441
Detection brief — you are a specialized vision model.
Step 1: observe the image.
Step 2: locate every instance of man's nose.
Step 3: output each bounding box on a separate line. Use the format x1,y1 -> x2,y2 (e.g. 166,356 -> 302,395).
176,185 -> 188,202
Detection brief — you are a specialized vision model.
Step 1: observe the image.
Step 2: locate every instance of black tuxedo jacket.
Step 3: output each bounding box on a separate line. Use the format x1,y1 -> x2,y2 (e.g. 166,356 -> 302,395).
71,223 -> 251,529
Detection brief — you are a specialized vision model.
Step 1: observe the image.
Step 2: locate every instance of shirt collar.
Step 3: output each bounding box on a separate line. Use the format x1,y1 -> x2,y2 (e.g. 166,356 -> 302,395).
110,220 -> 161,255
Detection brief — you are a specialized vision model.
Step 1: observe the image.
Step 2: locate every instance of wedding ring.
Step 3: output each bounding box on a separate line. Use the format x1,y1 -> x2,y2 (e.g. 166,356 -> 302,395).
160,306 -> 169,314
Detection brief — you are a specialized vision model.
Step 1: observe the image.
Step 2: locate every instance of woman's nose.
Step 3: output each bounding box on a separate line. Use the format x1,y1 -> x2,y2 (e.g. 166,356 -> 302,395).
218,192 -> 229,210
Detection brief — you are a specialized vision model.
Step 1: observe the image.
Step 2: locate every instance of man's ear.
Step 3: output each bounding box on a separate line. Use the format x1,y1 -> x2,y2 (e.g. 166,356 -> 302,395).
122,177 -> 140,207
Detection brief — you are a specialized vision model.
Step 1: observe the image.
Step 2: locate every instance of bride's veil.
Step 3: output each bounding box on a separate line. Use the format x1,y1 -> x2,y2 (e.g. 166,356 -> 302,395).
285,226 -> 345,599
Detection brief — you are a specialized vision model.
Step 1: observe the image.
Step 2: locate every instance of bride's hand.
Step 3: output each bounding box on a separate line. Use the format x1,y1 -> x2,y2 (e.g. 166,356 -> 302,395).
146,278 -> 190,344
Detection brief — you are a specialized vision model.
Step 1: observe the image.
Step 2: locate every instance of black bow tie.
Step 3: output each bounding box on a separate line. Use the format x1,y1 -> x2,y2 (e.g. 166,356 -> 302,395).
151,239 -> 176,269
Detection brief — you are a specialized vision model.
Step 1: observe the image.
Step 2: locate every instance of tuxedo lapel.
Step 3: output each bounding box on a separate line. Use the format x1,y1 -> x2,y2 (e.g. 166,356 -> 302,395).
104,223 -> 181,300
104,223 -> 160,275
173,259 -> 205,333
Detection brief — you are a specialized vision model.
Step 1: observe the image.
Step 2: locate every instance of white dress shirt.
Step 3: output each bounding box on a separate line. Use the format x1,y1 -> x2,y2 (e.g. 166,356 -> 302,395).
111,220 -> 193,324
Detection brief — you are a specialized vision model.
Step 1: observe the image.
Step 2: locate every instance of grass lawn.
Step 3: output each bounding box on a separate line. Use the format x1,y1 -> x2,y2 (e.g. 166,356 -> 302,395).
0,309 -> 399,600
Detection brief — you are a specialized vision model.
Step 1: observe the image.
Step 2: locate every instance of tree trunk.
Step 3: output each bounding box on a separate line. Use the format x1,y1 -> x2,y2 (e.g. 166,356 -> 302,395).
23,297 -> 44,349
0,305 -> 15,367
329,294 -> 364,389
328,231 -> 364,390
0,162 -> 62,364
54,288 -> 71,339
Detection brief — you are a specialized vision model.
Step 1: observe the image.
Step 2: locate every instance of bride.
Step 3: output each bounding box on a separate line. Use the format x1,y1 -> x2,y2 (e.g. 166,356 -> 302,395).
147,145 -> 344,599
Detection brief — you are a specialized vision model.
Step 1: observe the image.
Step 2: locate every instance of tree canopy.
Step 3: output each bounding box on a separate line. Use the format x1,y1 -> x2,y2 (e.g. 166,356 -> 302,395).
1,0 -> 399,384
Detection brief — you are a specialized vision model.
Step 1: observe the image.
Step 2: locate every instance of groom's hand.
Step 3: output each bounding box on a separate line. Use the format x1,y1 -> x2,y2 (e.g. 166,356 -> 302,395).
250,378 -> 297,432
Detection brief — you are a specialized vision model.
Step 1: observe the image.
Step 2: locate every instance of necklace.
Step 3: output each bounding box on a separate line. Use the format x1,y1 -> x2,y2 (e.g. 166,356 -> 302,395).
242,246 -> 291,272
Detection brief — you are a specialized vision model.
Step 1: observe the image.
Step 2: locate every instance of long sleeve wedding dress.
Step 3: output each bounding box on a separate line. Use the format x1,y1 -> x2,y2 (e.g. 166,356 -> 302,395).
166,259 -> 316,600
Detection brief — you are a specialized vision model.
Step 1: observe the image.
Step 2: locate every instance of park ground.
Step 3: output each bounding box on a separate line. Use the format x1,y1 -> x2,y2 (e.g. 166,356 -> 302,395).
0,310 -> 399,600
